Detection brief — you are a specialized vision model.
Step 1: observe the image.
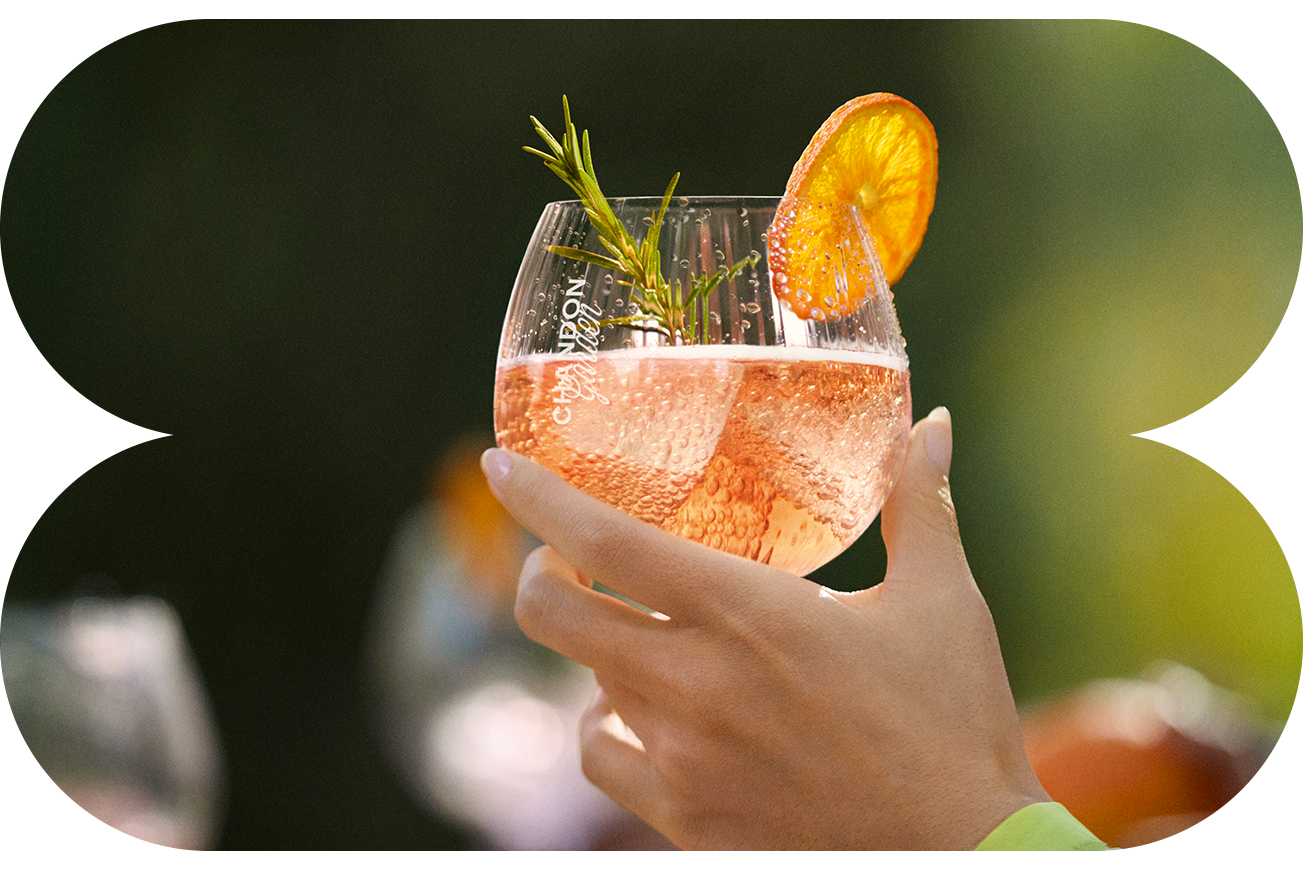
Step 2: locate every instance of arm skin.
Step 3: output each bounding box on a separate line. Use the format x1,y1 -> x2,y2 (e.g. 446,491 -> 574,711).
481,407 -> 1051,850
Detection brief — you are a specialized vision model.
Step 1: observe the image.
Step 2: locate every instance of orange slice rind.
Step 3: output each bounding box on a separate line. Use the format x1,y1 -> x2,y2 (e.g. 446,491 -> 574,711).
769,93 -> 938,321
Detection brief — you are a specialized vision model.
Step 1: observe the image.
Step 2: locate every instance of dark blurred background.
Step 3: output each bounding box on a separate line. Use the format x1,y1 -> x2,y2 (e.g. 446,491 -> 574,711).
1,20 -> 1299,849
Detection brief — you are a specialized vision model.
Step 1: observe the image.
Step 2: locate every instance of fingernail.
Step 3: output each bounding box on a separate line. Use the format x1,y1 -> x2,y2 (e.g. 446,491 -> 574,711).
924,406 -> 952,471
480,448 -> 512,489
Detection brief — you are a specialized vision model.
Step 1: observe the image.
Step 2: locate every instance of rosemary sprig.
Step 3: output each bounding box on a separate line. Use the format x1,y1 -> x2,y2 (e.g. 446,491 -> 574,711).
525,97 -> 760,345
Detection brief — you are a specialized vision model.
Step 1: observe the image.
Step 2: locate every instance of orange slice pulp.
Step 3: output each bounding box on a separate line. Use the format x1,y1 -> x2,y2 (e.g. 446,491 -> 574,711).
769,93 -> 938,321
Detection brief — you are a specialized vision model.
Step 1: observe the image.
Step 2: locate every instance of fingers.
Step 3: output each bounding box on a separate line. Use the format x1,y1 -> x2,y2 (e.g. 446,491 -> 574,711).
879,407 -> 973,594
481,447 -> 795,622
578,687 -> 664,823
513,547 -> 667,678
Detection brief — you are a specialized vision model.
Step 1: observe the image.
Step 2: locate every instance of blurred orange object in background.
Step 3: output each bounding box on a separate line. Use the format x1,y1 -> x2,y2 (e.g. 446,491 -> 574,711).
1021,661 -> 1278,848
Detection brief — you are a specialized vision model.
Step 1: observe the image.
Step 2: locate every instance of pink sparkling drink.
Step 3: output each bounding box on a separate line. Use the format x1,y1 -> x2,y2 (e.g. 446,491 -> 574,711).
495,345 -> 910,576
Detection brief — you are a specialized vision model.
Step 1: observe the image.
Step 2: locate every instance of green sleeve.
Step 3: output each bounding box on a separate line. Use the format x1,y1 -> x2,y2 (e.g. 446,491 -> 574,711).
975,802 -> 1110,851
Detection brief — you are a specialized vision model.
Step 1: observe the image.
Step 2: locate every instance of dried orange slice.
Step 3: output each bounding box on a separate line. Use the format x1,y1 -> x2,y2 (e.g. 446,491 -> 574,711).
769,93 -> 938,321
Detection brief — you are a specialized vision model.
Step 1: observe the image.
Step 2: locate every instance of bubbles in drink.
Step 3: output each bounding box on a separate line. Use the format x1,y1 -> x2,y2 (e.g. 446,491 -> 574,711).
495,346 -> 911,576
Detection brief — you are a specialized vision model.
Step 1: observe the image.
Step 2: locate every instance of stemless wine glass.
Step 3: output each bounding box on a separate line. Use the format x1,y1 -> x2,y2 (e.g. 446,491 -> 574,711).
0,600 -> 222,850
493,196 -> 911,578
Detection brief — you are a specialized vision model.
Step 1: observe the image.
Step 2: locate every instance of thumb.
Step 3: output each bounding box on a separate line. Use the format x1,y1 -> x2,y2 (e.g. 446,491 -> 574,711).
879,406 -> 971,592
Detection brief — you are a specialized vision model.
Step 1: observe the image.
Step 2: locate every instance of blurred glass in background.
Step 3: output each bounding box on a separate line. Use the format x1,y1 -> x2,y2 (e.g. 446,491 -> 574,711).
1,594 -> 226,849
363,434 -> 671,850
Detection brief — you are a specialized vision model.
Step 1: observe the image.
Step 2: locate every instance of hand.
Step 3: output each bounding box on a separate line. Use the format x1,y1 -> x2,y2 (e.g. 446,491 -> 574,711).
481,407 -> 1050,849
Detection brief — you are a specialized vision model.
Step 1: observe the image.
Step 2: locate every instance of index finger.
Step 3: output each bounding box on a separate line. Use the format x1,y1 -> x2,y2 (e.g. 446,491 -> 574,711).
481,447 -> 798,622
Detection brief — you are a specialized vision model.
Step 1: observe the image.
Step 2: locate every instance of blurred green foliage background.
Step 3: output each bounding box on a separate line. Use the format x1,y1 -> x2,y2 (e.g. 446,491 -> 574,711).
1,20 -> 1299,848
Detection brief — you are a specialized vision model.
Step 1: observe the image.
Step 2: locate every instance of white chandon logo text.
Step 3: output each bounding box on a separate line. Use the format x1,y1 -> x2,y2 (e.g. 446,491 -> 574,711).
552,277 -> 607,425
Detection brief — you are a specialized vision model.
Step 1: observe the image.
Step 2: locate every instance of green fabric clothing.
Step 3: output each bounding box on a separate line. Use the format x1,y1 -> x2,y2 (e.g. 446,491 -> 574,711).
976,802 -> 1110,851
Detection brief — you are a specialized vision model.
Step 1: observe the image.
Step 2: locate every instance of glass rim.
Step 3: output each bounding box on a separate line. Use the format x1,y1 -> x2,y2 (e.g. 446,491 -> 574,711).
539,194 -> 858,209
536,196 -> 878,224
542,194 -> 778,205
